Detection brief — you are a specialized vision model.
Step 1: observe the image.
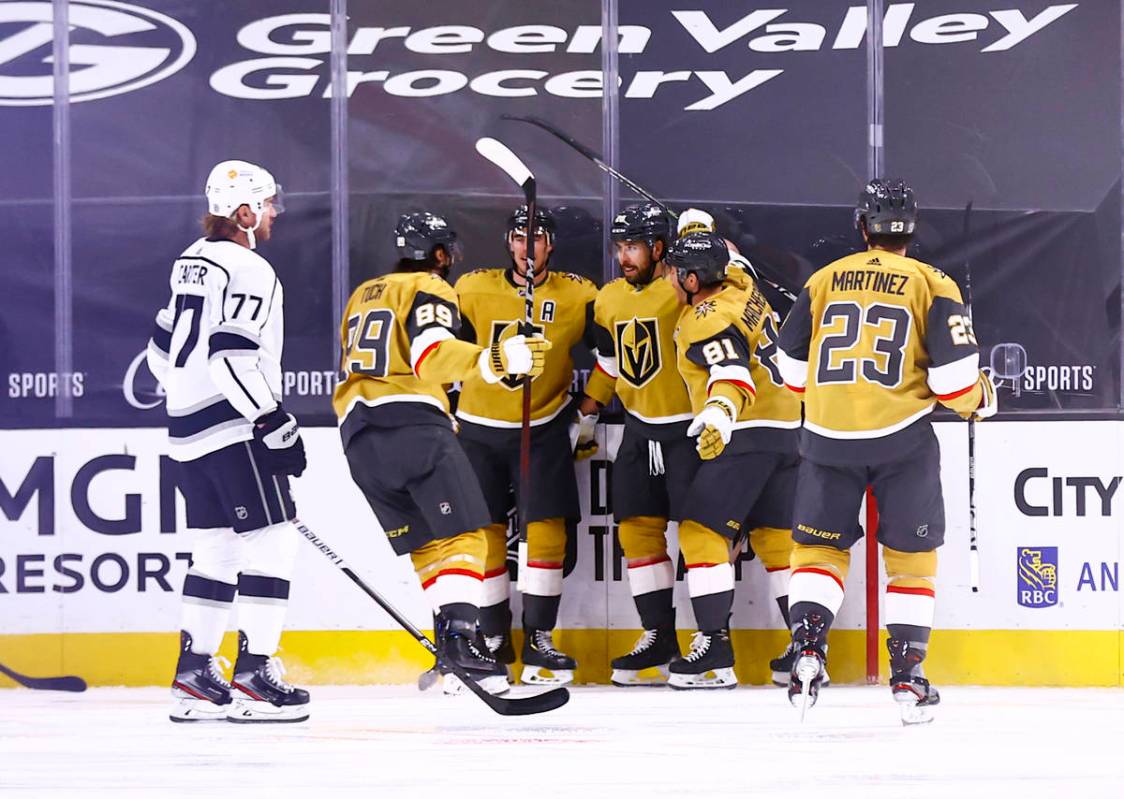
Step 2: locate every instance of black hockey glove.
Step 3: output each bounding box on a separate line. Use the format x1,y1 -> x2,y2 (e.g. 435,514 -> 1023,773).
253,407 -> 306,478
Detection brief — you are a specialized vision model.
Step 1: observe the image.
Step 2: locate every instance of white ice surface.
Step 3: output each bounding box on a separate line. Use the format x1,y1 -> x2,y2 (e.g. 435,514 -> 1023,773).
2,685 -> 1122,798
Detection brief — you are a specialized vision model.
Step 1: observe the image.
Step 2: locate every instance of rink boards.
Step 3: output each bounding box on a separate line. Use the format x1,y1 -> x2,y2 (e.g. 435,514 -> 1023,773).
1,421 -> 1121,687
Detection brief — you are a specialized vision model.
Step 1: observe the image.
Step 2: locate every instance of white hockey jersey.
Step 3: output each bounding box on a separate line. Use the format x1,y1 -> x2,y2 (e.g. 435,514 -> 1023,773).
147,237 -> 284,462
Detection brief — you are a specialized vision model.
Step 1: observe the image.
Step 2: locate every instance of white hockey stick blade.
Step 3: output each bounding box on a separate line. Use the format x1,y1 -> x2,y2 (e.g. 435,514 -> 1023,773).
475,137 -> 534,187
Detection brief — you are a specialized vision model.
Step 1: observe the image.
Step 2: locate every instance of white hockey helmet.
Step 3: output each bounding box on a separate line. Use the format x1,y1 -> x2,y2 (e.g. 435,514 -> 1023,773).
204,160 -> 283,248
677,208 -> 715,237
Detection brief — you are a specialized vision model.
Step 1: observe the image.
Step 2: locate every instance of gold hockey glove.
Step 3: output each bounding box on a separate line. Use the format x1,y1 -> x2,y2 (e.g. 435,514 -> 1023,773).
478,321 -> 551,384
687,397 -> 736,460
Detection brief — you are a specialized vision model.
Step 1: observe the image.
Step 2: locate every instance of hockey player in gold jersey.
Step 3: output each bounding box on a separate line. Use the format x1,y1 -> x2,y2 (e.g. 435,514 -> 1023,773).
665,231 -> 802,690
777,179 -> 997,722
333,262 -> 550,695
579,203 -> 694,685
454,206 -> 598,685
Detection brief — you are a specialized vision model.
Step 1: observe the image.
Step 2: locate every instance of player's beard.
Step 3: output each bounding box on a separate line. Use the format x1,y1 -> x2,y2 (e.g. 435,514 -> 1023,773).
623,258 -> 655,286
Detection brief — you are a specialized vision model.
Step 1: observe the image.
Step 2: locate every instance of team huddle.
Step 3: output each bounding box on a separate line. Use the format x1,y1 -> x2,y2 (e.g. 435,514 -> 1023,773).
149,161 -> 997,725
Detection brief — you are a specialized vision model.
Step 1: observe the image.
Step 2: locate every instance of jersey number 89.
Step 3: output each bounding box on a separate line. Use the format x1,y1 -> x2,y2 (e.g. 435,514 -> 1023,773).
342,309 -> 395,379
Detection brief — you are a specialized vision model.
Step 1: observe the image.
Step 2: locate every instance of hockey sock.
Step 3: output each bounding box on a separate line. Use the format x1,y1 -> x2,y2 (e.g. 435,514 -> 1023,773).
180,573 -> 237,655
789,543 -> 849,620
679,520 -> 735,631
883,547 -> 937,641
411,531 -> 487,614
523,594 -> 562,631
234,522 -> 301,656
480,523 -> 511,635
521,518 -> 566,629
180,527 -> 244,655
236,573 -> 290,656
749,526 -> 794,627
618,516 -> 675,629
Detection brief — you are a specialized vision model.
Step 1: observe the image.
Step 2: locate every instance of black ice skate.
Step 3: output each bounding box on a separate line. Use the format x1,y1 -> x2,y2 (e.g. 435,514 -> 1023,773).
484,631 -> 516,666
770,639 -> 830,688
169,631 -> 232,723
611,627 -> 680,687
228,631 -> 310,723
521,628 -> 576,686
667,629 -> 736,690
787,613 -> 828,720
888,637 -> 940,726
439,618 -> 509,696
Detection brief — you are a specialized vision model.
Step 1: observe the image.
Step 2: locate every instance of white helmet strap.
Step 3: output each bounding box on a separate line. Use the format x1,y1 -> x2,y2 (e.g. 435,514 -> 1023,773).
235,205 -> 263,250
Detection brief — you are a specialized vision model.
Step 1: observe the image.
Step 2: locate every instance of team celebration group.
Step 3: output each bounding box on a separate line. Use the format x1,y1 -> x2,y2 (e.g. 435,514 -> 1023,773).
148,160 -> 997,725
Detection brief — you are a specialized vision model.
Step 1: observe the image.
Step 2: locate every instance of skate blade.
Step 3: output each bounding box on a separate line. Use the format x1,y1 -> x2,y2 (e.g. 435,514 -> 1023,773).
520,666 -> 573,686
799,679 -> 812,723
227,698 -> 309,724
169,692 -> 230,723
610,665 -> 669,687
169,700 -> 229,723
894,692 -> 936,726
444,673 -> 510,696
667,668 -> 737,691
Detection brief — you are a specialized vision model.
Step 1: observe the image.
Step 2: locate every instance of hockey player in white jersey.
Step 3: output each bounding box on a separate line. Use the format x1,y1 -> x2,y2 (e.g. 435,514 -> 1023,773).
147,160 -> 310,723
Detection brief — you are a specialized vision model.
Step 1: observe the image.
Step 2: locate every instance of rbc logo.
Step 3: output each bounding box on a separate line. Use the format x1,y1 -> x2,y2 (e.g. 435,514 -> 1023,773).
1017,547 -> 1058,608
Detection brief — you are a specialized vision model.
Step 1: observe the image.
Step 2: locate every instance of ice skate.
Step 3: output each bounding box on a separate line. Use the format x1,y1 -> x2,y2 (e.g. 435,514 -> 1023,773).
668,629 -> 737,690
770,639 -> 830,688
787,613 -> 828,720
228,632 -> 310,723
169,632 -> 233,723
520,628 -> 576,686
611,627 -> 680,687
439,619 -> 509,696
888,637 -> 940,726
483,630 -> 516,682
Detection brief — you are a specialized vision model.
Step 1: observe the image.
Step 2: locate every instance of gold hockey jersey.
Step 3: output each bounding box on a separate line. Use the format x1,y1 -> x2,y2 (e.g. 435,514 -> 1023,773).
675,274 -> 801,453
454,268 -> 597,429
586,275 -> 694,440
777,249 -> 985,465
333,272 -> 484,447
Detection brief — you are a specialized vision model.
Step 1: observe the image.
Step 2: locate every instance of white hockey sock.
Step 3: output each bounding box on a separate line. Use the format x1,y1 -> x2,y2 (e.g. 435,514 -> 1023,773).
236,573 -> 291,656
180,573 -> 237,655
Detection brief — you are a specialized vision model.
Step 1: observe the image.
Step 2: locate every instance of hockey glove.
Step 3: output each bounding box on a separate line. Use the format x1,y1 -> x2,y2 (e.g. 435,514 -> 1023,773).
478,322 -> 552,384
253,407 -> 307,477
569,411 -> 599,460
970,370 -> 998,421
687,397 -> 735,460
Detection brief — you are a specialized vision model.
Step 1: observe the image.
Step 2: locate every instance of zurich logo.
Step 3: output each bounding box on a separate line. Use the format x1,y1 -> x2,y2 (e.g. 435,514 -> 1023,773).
0,0 -> 196,107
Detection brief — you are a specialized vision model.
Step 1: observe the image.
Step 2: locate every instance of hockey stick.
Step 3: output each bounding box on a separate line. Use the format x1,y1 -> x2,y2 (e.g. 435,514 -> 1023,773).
295,519 -> 569,716
475,137 -> 537,591
0,661 -> 86,692
963,201 -> 981,593
501,115 -> 798,303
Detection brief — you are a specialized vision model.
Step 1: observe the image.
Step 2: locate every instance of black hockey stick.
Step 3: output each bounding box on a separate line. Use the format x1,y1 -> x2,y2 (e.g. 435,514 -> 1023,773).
475,137 -> 537,588
0,661 -> 87,692
501,114 -> 673,217
501,115 -> 798,303
963,202 -> 980,593
295,519 -> 569,716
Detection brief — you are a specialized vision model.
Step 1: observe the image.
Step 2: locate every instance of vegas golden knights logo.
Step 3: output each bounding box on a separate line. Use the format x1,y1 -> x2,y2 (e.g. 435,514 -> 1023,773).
616,317 -> 661,388
490,320 -> 545,390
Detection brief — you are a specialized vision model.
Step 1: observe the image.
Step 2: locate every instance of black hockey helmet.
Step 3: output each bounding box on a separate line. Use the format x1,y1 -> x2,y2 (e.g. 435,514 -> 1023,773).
395,211 -> 458,261
506,205 -> 555,244
665,231 -> 729,288
610,202 -> 673,253
854,178 -> 918,235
